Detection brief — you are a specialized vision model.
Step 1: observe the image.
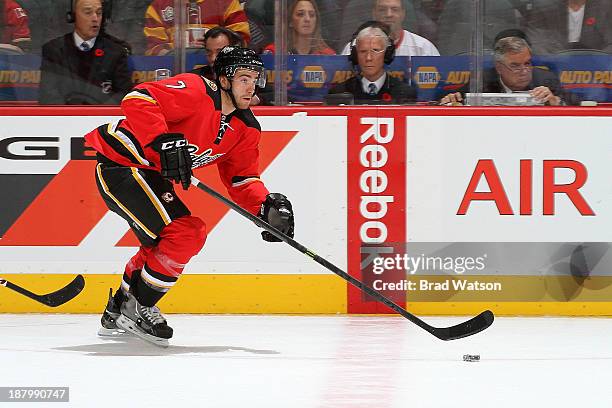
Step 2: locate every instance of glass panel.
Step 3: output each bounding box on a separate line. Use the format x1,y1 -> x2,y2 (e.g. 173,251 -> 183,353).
522,0 -> 612,105
0,0 -> 608,106
0,0 -> 186,105
435,0 -> 612,107
267,0 -> 443,105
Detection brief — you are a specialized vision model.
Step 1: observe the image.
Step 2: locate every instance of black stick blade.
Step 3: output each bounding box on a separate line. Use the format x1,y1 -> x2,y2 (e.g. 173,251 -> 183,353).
2,275 -> 86,307
38,275 -> 85,307
431,310 -> 495,341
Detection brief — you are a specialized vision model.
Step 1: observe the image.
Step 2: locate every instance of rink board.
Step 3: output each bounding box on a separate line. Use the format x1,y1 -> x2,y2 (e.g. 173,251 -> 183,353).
1,106 -> 611,315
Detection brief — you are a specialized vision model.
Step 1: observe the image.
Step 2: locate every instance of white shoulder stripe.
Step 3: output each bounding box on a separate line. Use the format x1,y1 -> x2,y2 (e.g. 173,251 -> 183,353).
123,90 -> 157,104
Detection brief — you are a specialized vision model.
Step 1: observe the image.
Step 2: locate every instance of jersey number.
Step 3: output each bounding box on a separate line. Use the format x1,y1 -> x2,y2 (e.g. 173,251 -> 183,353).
166,81 -> 186,89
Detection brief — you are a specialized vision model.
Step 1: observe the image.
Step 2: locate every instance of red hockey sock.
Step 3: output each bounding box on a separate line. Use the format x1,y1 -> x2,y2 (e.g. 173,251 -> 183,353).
136,216 -> 207,299
120,246 -> 153,293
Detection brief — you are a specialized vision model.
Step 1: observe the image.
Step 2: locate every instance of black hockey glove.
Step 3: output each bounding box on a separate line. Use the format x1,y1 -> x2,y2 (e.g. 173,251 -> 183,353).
150,133 -> 192,190
259,193 -> 295,242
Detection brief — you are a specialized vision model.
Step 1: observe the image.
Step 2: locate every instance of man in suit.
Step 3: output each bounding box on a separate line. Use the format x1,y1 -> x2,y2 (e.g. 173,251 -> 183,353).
440,36 -> 581,106
328,21 -> 416,104
525,0 -> 612,54
38,0 -> 132,105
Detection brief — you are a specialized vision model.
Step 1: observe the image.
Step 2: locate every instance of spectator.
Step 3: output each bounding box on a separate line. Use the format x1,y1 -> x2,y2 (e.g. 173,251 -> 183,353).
340,0 -> 439,56
0,0 -> 31,53
191,26 -> 243,80
437,0 -> 522,55
263,0 -> 335,55
328,21 -> 416,104
439,36 -> 581,106
330,0 -> 424,54
144,0 -> 250,56
39,0 -> 132,104
525,0 -> 612,54
244,0 -> 274,53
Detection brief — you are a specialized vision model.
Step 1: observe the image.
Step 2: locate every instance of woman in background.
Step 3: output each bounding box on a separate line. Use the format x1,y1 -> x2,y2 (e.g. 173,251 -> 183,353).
263,0 -> 335,55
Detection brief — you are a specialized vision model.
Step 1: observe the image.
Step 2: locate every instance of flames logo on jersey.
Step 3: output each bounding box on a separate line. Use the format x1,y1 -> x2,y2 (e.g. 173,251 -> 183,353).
161,192 -> 174,203
161,6 -> 174,21
188,145 -> 225,168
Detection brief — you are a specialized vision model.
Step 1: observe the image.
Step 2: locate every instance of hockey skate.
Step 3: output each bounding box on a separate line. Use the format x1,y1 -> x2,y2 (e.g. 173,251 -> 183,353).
115,292 -> 173,347
98,289 -> 127,337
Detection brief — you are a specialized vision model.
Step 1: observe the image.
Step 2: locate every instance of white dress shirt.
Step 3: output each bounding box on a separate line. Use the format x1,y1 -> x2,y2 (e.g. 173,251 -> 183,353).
567,5 -> 585,43
361,72 -> 387,95
73,32 -> 97,51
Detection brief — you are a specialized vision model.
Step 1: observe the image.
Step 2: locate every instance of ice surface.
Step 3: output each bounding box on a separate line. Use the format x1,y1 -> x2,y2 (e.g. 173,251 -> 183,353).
0,314 -> 611,407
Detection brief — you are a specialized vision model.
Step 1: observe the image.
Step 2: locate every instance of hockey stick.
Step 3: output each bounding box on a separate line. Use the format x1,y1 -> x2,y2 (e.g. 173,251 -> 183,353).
0,275 -> 85,307
191,176 -> 494,341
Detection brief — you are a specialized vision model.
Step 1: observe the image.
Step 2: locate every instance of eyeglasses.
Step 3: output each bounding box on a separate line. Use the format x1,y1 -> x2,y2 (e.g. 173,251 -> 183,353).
357,49 -> 385,57
499,61 -> 533,73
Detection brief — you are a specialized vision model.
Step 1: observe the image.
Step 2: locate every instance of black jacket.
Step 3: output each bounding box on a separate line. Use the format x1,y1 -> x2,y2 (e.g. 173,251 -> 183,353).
525,0 -> 612,54
190,64 -> 215,81
449,67 -> 582,106
328,73 -> 417,104
39,33 -> 133,104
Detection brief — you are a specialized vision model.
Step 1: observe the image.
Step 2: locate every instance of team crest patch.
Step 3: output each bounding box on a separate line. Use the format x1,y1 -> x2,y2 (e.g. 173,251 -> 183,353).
101,80 -> 112,94
161,6 -> 174,21
14,7 -> 27,18
161,192 -> 174,203
203,77 -> 217,91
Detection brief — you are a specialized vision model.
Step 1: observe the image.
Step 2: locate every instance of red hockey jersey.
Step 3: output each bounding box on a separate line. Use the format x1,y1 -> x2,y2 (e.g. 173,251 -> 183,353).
1,0 -> 30,47
84,73 -> 268,214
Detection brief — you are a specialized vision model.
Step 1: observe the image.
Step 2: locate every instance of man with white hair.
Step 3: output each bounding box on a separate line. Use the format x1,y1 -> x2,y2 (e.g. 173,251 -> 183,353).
329,21 -> 416,104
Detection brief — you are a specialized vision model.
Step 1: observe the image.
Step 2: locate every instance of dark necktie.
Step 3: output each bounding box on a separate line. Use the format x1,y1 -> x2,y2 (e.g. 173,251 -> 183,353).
81,42 -> 90,51
368,83 -> 377,95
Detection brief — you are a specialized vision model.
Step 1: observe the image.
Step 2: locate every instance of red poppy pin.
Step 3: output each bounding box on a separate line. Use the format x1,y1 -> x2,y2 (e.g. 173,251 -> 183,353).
381,92 -> 392,102
95,49 -> 105,57
585,17 -> 596,26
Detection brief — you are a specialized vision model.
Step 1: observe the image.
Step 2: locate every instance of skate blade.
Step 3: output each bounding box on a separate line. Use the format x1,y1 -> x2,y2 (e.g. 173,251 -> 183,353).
116,315 -> 170,348
97,326 -> 128,337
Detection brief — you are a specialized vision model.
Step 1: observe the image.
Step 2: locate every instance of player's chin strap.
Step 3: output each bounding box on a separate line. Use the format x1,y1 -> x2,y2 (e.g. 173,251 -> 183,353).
217,78 -> 239,110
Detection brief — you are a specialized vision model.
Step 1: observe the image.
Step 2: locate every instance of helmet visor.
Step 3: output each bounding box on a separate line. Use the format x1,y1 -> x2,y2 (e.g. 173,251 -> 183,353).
228,64 -> 266,88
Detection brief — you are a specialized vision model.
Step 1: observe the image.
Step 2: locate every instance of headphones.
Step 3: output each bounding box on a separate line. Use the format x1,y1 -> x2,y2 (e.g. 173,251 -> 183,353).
204,27 -> 244,47
349,20 -> 395,66
66,0 -> 112,24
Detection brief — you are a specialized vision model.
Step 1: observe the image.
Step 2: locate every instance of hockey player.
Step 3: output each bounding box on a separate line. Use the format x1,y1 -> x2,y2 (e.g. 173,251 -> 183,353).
85,46 -> 295,346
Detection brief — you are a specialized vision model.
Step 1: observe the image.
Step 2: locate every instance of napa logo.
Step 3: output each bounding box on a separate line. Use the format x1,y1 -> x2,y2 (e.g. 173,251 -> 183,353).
414,66 -> 440,89
301,66 -> 326,88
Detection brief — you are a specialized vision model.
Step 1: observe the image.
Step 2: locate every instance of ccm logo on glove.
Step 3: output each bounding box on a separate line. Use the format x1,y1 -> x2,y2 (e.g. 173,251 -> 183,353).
160,139 -> 188,150
149,133 -> 193,190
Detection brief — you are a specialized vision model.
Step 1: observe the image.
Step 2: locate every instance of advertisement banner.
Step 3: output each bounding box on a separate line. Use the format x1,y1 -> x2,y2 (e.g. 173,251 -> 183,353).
0,111 -> 347,277
3,55 -> 608,102
347,108 -> 407,313
1,107 -> 612,314
401,114 -> 612,305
